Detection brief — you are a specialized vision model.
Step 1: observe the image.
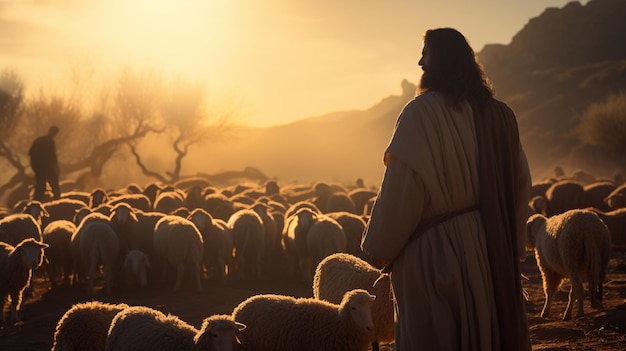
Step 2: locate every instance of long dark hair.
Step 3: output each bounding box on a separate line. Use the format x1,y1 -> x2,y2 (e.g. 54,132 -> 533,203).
419,28 -> 494,110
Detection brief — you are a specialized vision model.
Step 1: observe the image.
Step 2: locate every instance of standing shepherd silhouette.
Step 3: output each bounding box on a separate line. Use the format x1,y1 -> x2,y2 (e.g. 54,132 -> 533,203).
29,126 -> 61,201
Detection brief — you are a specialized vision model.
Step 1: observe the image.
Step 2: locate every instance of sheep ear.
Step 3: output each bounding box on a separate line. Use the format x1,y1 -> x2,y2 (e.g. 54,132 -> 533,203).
236,321 -> 246,331
369,294 -> 376,300
37,242 -> 49,249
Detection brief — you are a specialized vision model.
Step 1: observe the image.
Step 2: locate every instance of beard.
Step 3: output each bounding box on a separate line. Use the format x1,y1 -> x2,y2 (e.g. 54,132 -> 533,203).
419,69 -> 433,91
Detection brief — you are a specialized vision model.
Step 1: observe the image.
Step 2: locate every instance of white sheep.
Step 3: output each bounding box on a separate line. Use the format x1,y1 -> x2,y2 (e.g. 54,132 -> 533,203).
153,215 -> 204,291
0,238 -> 48,324
232,288 -> 376,351
42,219 -> 76,287
304,213 -> 347,281
226,208 -> 265,280
52,301 -> 129,351
281,207 -> 317,279
187,208 -> 233,283
313,253 -> 394,349
105,306 -> 245,351
122,249 -> 151,288
526,209 -> 612,320
70,212 -> 120,295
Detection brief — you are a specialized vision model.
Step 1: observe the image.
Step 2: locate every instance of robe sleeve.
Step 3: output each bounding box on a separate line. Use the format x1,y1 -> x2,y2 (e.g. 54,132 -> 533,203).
361,153 -> 427,263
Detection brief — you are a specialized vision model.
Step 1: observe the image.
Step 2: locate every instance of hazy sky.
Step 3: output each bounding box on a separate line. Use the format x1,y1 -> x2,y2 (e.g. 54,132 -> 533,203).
0,0 -> 590,127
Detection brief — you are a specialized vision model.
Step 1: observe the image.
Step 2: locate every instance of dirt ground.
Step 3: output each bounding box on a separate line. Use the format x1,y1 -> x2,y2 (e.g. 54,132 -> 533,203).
1,251 -> 626,351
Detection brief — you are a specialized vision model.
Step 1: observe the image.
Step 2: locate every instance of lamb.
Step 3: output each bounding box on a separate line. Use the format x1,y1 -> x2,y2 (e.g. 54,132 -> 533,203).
526,209 -> 612,320
187,208 -> 233,283
313,253 -> 394,350
232,288 -> 375,351
42,219 -> 76,287
0,238 -> 48,324
52,301 -> 129,351
105,306 -> 245,351
153,215 -> 204,291
70,213 -> 120,295
227,208 -> 265,279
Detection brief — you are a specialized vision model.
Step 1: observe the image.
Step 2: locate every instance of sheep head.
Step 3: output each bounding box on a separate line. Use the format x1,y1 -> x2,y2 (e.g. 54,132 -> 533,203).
15,238 -> 48,269
338,289 -> 375,335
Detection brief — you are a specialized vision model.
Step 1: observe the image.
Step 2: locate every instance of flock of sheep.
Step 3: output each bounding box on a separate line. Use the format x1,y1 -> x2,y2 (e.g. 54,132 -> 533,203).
0,166 -> 625,350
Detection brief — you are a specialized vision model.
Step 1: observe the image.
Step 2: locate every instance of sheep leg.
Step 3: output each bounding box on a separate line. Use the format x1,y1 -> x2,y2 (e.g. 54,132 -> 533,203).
565,277 -> 585,320
9,290 -> 23,323
540,270 -> 561,318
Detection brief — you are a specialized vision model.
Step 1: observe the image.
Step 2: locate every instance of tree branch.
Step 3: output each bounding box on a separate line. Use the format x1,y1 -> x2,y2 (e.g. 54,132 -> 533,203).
127,142 -> 167,183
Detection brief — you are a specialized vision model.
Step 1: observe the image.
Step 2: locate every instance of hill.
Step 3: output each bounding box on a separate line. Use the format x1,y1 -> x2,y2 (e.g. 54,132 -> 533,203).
190,0 -> 626,186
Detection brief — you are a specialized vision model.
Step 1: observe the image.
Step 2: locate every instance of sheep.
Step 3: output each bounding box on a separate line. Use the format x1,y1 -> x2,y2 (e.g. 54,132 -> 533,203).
122,249 -> 151,289
313,253 -> 394,350
348,188 -> 377,216
105,306 -> 245,351
0,211 -> 44,247
526,209 -> 612,320
544,180 -> 586,216
0,238 -> 48,324
204,193 -> 236,221
282,207 -> 318,279
108,193 -> 152,213
108,202 -> 140,256
326,211 -> 368,261
40,198 -> 87,230
324,192 -> 357,214
52,301 -> 129,351
154,190 -> 186,214
153,215 -> 204,291
232,288 -> 375,351
250,202 -> 279,256
304,213 -> 347,280
583,181 -> 616,212
586,207 -> 626,251
42,219 -> 76,287
70,212 -> 120,295
89,188 -> 110,209
187,208 -> 233,283
529,195 -> 548,216
605,183 -> 626,210
227,208 -> 265,280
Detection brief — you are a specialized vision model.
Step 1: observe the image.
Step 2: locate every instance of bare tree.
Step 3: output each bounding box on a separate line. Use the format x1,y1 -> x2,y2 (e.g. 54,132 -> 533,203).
129,76 -> 231,184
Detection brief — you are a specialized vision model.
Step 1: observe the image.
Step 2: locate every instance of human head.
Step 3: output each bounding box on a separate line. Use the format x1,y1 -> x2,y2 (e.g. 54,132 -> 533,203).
48,126 -> 59,137
418,28 -> 493,107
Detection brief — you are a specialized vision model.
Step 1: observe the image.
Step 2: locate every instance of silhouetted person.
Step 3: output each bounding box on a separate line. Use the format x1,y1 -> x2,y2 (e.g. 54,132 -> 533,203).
29,126 -> 61,201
